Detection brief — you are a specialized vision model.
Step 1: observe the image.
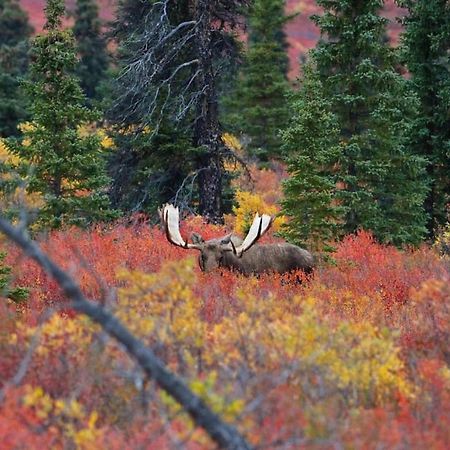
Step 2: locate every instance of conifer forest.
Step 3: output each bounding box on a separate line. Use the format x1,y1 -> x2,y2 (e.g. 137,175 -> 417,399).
0,0 -> 449,448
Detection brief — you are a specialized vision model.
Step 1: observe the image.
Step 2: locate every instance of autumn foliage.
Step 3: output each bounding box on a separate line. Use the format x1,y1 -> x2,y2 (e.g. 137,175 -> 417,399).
0,215 -> 449,449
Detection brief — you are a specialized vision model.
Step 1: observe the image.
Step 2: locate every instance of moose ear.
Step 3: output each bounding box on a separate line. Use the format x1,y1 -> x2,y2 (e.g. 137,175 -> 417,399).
191,232 -> 204,244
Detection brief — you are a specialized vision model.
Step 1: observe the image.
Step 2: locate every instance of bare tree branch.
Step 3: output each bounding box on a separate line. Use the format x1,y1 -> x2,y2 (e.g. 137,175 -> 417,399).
0,216 -> 253,450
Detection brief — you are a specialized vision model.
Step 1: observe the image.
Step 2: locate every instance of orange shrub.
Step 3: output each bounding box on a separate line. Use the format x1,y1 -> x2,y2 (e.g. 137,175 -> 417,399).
312,230 -> 447,308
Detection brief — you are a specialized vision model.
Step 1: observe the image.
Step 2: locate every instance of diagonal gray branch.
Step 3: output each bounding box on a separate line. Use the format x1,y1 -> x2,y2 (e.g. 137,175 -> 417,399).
0,216 -> 252,450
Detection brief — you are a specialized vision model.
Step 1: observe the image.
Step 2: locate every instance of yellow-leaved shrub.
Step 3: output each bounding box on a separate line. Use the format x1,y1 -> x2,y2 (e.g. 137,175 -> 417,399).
16,313 -> 97,358
209,294 -> 410,406
77,123 -> 115,149
22,385 -> 103,449
0,131 -> 43,210
116,258 -> 206,351
233,190 -> 286,235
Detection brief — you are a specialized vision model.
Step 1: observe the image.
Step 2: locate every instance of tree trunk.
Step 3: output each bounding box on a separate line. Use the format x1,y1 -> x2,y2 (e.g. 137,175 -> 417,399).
193,0 -> 224,224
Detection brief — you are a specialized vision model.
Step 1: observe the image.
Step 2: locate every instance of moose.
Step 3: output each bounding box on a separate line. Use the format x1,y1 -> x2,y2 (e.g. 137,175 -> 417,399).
160,204 -> 315,275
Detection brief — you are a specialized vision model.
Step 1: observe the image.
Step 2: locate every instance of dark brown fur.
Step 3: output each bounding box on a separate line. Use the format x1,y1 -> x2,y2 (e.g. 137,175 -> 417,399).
196,236 -> 315,275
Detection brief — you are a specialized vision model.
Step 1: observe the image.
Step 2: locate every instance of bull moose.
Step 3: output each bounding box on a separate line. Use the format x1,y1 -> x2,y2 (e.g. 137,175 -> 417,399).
160,204 -> 315,275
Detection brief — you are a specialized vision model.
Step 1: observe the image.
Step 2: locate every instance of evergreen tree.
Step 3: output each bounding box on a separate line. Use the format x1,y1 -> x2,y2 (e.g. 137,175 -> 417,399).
73,0 -> 109,102
398,0 -> 450,238
281,65 -> 343,251
0,0 -> 33,137
283,0 -> 428,247
108,122 -> 197,213
0,249 -> 28,303
225,0 -> 291,161
8,0 -> 116,229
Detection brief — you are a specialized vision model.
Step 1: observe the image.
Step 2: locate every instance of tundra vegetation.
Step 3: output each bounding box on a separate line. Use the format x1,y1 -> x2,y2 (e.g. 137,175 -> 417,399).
0,0 -> 449,449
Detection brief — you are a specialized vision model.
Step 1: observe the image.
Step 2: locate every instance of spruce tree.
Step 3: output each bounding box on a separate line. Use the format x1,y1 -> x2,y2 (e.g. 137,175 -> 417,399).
281,65 -> 344,251
73,0 -> 109,102
108,122 -> 197,213
225,0 -> 291,161
282,0 -> 428,247
0,250 -> 28,303
398,0 -> 450,238
8,0 -> 116,229
0,0 -> 33,137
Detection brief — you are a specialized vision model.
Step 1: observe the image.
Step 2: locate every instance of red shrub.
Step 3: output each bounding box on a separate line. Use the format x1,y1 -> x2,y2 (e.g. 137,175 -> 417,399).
314,230 -> 447,307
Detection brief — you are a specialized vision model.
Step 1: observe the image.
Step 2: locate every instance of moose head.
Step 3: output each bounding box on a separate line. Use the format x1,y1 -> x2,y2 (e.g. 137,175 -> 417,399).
160,204 -> 315,275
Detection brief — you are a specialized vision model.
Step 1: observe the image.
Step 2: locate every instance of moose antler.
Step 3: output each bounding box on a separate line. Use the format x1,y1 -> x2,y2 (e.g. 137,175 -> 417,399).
160,204 -> 201,249
159,204 -> 312,275
232,213 -> 273,257
160,204 -> 272,255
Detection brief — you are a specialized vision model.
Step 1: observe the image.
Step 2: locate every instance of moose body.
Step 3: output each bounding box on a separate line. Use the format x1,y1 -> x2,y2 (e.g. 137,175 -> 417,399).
200,240 -> 314,275
161,204 -> 315,275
